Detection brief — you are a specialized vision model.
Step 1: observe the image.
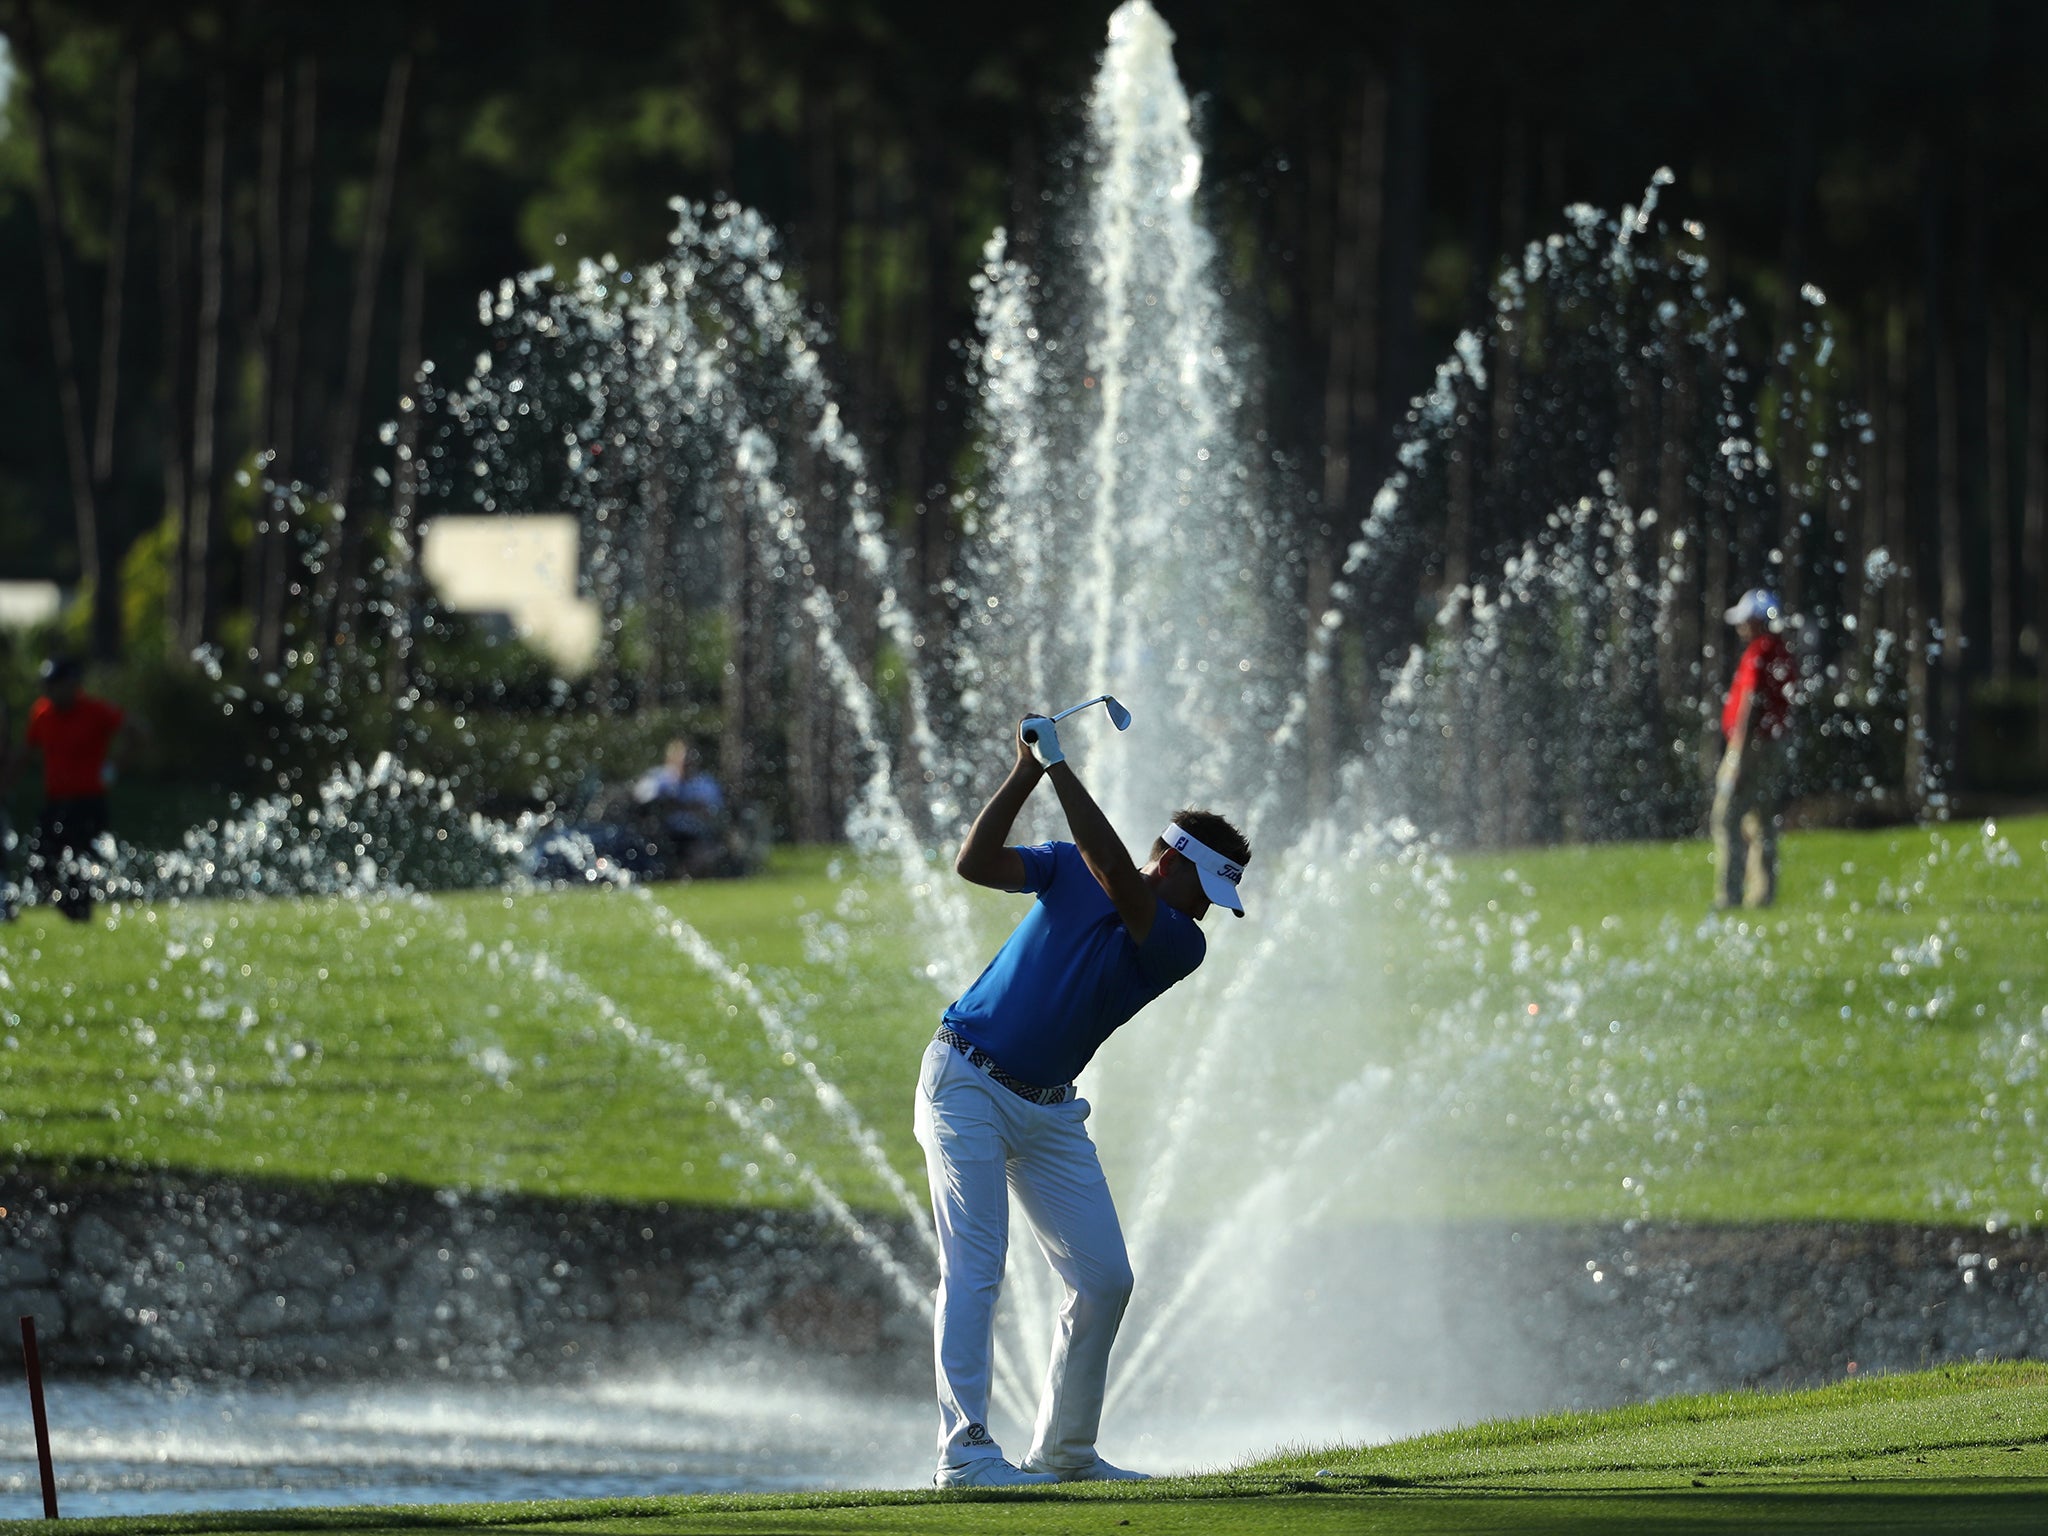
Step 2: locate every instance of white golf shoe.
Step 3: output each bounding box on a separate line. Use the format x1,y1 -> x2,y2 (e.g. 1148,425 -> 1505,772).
934,1457 -> 1058,1489
1021,1455 -> 1151,1482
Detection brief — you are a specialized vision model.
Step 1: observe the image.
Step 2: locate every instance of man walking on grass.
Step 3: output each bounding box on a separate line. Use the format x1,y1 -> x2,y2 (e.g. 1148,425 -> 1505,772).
1714,588 -> 1798,909
915,710 -> 1251,1488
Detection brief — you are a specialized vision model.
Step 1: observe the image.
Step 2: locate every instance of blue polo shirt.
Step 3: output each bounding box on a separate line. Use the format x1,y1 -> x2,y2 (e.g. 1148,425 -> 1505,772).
942,840 -> 1207,1087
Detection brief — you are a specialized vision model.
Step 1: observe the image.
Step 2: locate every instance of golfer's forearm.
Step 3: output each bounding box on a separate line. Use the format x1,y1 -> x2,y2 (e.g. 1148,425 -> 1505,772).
954,758 -> 1041,881
1045,763 -> 1148,909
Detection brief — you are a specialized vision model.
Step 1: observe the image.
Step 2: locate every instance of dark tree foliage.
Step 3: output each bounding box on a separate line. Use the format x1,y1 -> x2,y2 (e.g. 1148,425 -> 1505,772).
1,0 -> 2044,831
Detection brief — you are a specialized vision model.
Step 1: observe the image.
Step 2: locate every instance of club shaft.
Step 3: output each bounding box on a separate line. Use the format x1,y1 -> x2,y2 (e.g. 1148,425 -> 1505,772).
1049,696 -> 1112,723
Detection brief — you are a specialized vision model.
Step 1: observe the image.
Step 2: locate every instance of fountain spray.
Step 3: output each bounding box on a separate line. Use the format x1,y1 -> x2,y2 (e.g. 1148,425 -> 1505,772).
1023,695 -> 1135,748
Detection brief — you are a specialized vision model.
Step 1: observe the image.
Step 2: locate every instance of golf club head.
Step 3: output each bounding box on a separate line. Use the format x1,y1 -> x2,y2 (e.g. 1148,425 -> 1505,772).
1049,693 -> 1134,731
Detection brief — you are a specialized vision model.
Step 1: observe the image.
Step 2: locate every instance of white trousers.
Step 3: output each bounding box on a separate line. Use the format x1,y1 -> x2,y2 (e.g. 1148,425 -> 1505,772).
912,1037 -> 1134,1471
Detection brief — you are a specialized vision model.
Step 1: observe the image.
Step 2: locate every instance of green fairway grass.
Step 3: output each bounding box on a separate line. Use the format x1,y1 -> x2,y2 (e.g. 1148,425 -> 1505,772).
2,1364 -> 2041,1535
1395,818 -> 2048,1223
1289,815 -> 2048,1224
0,849 -> 943,1211
2,820 -> 2045,1225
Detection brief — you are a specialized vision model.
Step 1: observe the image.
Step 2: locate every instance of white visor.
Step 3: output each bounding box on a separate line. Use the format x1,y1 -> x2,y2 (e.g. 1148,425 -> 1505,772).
1162,823 -> 1246,916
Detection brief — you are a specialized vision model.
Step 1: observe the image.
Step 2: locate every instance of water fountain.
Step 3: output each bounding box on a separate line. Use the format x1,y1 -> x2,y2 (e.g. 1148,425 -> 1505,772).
7,0 -> 2030,1518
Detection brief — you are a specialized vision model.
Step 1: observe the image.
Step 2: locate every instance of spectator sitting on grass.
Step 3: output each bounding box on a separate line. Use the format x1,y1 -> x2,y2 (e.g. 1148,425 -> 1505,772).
633,738 -> 725,843
7,657 -> 144,923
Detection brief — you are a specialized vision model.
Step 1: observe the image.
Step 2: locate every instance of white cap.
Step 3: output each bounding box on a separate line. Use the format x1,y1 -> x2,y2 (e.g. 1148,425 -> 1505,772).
1724,588 -> 1783,626
1162,822 -> 1246,916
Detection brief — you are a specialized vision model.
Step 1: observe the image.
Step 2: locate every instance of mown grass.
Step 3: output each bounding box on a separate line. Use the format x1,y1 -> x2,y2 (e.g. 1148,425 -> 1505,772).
1261,1359 -> 2048,1486
2,820 -> 2045,1225
0,849 -> 940,1210
2,1364 -> 2041,1535
1326,816 -> 2048,1223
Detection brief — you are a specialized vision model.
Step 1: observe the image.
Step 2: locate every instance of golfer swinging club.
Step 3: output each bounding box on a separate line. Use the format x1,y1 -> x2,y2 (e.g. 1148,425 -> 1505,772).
915,701 -> 1251,1487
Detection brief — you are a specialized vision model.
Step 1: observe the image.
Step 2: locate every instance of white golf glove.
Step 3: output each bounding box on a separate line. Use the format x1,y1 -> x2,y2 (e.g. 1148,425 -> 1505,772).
1018,715 -> 1064,767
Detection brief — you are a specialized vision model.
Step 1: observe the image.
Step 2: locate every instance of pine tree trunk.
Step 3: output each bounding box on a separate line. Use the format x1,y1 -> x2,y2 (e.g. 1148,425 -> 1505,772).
1771,103 -> 1814,608
1936,333 -> 1966,788
845,120 -> 886,624
1853,308 -> 1888,703
1956,146 -> 1990,720
1909,168 -> 1949,806
1883,303 -> 1911,650
1369,37 -> 1426,696
1444,111 -> 1496,598
1702,490 -> 1732,758
1657,311 -> 1695,722
182,79 -> 227,652
258,58 -> 318,670
249,61 -> 287,653
1006,78 -> 1040,272
804,85 -> 840,323
1307,62 -> 1385,811
86,53 -> 138,661
1498,110 -> 1527,266
641,446 -> 673,708
1892,278 -> 1925,811
158,208 -> 192,648
15,3 -> 105,653
803,86 -> 844,833
787,455 -> 825,842
1378,39 -> 1425,462
1487,223 -> 1522,558
720,478 -> 752,809
782,399 -> 825,840
385,244 -> 426,703
1987,311 -> 2011,684
320,51 -> 413,659
913,138 -> 958,605
2026,315 -> 2048,771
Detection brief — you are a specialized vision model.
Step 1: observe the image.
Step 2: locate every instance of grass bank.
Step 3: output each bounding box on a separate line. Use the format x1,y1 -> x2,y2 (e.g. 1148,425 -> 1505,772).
1,820 -> 2044,1224
2,1364 -> 2041,1534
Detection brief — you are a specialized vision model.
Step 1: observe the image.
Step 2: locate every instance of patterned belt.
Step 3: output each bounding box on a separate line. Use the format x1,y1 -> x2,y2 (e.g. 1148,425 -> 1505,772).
936,1029 -> 1075,1106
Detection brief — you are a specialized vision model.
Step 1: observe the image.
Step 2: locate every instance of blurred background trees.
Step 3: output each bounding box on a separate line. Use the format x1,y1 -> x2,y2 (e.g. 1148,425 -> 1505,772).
1,0 -> 2044,839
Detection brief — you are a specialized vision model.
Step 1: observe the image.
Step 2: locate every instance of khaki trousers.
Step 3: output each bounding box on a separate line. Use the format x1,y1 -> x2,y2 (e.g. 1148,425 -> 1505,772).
1712,735 -> 1790,908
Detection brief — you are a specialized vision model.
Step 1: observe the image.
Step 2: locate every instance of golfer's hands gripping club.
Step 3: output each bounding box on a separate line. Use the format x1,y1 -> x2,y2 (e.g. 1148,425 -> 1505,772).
1019,715 -> 1064,768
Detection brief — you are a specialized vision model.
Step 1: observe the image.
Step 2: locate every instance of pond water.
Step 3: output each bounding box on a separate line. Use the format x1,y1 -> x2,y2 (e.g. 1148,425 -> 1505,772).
0,1364 -> 936,1518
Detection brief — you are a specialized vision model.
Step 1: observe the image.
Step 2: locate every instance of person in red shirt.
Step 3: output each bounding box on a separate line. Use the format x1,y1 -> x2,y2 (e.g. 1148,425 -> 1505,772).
15,657 -> 136,922
1713,589 -> 1798,908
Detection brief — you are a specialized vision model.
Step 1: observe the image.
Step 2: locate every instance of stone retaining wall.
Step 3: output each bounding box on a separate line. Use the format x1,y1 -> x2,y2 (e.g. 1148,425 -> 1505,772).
2,1172 -> 2042,1407
1420,1220 -> 2045,1413
0,1172 -> 927,1384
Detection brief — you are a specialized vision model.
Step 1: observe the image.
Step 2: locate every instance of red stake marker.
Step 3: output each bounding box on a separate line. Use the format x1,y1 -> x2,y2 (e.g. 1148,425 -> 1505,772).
19,1317 -> 58,1519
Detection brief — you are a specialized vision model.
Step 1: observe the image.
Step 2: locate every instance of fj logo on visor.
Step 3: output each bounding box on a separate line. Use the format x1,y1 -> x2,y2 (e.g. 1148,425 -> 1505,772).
1168,828 -> 1242,884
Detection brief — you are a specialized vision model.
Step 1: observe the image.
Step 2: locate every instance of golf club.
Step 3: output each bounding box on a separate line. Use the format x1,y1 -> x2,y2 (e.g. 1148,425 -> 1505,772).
1022,695 -> 1133,745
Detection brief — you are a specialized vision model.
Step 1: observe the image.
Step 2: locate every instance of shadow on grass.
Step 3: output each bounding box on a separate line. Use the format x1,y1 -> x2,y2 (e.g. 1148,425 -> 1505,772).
5,1485 -> 2046,1536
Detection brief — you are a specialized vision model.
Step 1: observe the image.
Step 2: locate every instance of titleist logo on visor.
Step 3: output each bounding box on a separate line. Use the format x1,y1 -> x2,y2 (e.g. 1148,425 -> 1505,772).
1165,825 -> 1241,884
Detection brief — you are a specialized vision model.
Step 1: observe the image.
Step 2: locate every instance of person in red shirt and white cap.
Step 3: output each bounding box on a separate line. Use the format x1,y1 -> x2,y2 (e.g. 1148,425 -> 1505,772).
1714,589 -> 1798,908
12,657 -> 140,922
